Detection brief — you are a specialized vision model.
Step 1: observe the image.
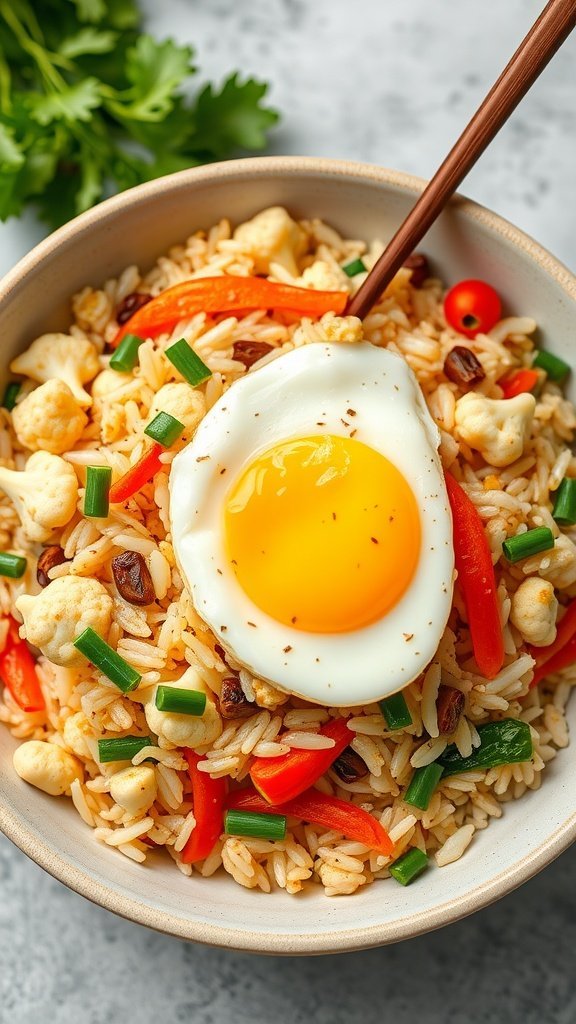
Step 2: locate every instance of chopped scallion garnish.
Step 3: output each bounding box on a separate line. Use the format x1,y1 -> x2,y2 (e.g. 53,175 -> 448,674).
438,719 -> 532,775
404,763 -> 443,810
155,685 -> 206,715
165,339 -> 212,387
552,478 -> 576,526
109,334 -> 145,373
342,257 -> 367,277
379,692 -> 412,730
84,466 -> 112,518
73,627 -> 141,692
0,552 -> 27,578
533,349 -> 570,382
2,381 -> 21,411
224,809 -> 287,841
502,526 -> 555,563
98,735 -> 152,763
144,411 -> 184,447
389,848 -> 428,886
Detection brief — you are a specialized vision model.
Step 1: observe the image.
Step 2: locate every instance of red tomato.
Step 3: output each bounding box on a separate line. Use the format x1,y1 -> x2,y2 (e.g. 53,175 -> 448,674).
444,279 -> 502,338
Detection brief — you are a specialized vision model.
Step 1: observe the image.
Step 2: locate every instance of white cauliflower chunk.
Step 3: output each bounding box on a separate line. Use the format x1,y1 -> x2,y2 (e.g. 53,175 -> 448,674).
0,451 -> 78,543
318,313 -> 364,344
234,206 -> 306,276
298,260 -> 348,292
13,740 -> 83,796
144,668 -> 222,748
63,711 -> 94,758
10,333 -> 100,408
16,576 -> 113,667
91,368 -> 128,400
454,392 -> 535,468
12,380 -> 88,454
510,577 -> 558,647
149,383 -> 206,447
110,765 -> 157,816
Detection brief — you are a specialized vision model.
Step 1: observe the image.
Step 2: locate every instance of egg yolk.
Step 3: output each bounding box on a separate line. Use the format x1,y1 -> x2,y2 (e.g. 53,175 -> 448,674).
224,434 -> 421,633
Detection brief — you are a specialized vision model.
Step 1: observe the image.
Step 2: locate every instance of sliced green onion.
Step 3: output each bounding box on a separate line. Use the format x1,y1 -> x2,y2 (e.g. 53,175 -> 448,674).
144,411 -> 184,447
380,692 -> 412,730
109,334 -> 145,373
438,719 -> 532,776
0,552 -> 27,578
404,763 -> 444,811
2,381 -> 21,411
84,466 -> 112,518
165,338 -> 212,387
533,349 -> 570,382
155,685 -> 206,715
389,848 -> 428,886
73,627 -> 141,692
224,809 -> 287,841
342,257 -> 367,278
502,526 -> 554,563
552,478 -> 576,526
98,735 -> 152,763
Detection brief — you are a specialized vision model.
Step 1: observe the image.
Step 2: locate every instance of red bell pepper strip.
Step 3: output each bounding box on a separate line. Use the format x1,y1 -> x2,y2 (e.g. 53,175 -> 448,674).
530,631 -> 576,689
528,597 -> 576,669
112,276 -> 348,347
0,617 -> 44,712
227,785 -> 393,856
109,443 -> 164,504
499,368 -> 539,399
445,471 -> 504,679
250,717 -> 352,804
181,749 -> 228,863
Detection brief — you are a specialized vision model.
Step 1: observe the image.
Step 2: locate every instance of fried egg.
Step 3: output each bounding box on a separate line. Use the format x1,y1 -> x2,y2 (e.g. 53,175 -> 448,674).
170,343 -> 454,706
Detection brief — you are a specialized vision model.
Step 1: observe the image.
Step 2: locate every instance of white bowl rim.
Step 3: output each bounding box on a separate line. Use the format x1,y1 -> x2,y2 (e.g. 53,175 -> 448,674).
1,154 -> 575,954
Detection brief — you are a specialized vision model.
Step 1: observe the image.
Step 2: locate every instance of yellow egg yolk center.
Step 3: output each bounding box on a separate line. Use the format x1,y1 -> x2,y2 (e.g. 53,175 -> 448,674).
224,434 -> 421,633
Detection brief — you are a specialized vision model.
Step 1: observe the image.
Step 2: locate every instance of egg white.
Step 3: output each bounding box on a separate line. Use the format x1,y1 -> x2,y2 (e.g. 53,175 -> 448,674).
169,342 -> 454,706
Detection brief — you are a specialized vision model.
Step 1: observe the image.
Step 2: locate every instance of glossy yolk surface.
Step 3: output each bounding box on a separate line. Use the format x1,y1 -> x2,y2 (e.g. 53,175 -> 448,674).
224,434 -> 421,633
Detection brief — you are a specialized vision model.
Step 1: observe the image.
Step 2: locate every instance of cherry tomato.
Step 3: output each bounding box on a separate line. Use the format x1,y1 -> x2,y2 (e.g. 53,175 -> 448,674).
444,279 -> 502,338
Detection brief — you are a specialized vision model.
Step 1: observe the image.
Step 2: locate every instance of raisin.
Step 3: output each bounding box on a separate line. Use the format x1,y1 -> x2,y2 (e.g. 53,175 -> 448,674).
112,550 -> 155,605
116,292 -> 152,326
232,340 -> 274,368
332,746 -> 369,783
443,346 -> 486,387
219,676 -> 254,719
436,685 -> 465,735
36,545 -> 67,587
403,253 -> 430,289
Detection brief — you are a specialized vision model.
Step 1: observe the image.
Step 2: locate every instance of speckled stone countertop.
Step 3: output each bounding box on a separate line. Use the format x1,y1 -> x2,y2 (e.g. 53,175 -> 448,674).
1,1 -> 576,1020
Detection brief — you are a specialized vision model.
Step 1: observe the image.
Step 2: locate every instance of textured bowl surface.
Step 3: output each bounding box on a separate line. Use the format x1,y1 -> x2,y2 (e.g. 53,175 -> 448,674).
1,157 -> 575,954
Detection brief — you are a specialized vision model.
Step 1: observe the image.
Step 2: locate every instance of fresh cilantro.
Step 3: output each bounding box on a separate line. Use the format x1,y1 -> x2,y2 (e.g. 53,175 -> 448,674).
0,0 -> 279,229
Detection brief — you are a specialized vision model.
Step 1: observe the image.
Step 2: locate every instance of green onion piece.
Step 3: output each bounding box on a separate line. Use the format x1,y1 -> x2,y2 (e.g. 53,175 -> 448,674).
109,334 -> 145,373
389,848 -> 428,886
0,552 -> 27,578
155,685 -> 206,715
144,411 -> 184,447
533,349 -> 570,382
84,466 -> 112,518
2,381 -> 21,411
98,735 -> 152,763
502,526 -> 554,564
165,339 -> 212,387
552,478 -> 576,526
438,719 -> 532,776
404,763 -> 444,811
342,257 -> 367,278
73,627 -> 141,692
224,809 -> 287,841
379,692 -> 413,730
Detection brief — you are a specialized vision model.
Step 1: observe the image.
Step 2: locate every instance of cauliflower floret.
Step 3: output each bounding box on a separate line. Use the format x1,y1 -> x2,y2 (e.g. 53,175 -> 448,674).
16,576 -> 113,667
144,668 -> 222,748
13,740 -> 83,796
535,533 -> 576,590
252,677 -> 290,710
10,333 -> 100,408
454,392 -> 535,468
109,764 -> 157,816
149,383 -> 206,447
0,451 -> 78,543
12,380 -> 88,454
510,577 -> 558,646
318,312 -> 364,344
298,260 -> 348,293
91,368 -> 129,400
233,206 -> 306,276
63,711 -> 94,758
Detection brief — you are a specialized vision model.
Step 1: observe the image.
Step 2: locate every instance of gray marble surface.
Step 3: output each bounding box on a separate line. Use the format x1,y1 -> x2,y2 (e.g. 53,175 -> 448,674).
1,0 -> 576,1020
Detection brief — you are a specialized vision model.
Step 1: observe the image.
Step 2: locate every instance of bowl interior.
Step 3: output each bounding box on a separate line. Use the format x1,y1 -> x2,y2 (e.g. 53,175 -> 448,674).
1,157 -> 575,954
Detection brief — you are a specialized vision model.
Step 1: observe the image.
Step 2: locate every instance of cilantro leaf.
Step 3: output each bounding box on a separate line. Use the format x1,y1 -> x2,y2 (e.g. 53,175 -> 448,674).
0,123 -> 24,170
108,35 -> 195,122
28,79 -> 101,126
190,74 -> 279,158
60,28 -> 118,58
65,0 -> 107,23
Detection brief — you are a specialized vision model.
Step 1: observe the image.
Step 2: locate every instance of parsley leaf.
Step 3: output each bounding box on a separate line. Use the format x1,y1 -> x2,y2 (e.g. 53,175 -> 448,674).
59,28 -> 119,58
109,35 -> 194,122
28,79 -> 102,126
190,74 -> 280,158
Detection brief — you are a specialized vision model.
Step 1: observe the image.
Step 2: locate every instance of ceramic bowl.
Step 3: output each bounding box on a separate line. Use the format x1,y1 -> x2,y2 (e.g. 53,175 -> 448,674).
1,157 -> 575,954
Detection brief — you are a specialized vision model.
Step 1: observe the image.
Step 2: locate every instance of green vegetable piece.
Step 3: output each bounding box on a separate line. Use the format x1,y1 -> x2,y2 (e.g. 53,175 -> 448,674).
144,411 -> 184,447
404,763 -> 444,811
2,382 -> 21,411
533,349 -> 570,382
438,719 -> 533,776
109,334 -> 145,373
155,685 -> 206,716
380,692 -> 412,730
552,478 -> 576,526
73,626 -> 141,692
502,526 -> 555,564
0,552 -> 27,579
84,466 -> 112,518
98,735 -> 152,763
389,848 -> 428,886
165,339 -> 212,387
224,809 -> 287,841
342,258 -> 367,278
